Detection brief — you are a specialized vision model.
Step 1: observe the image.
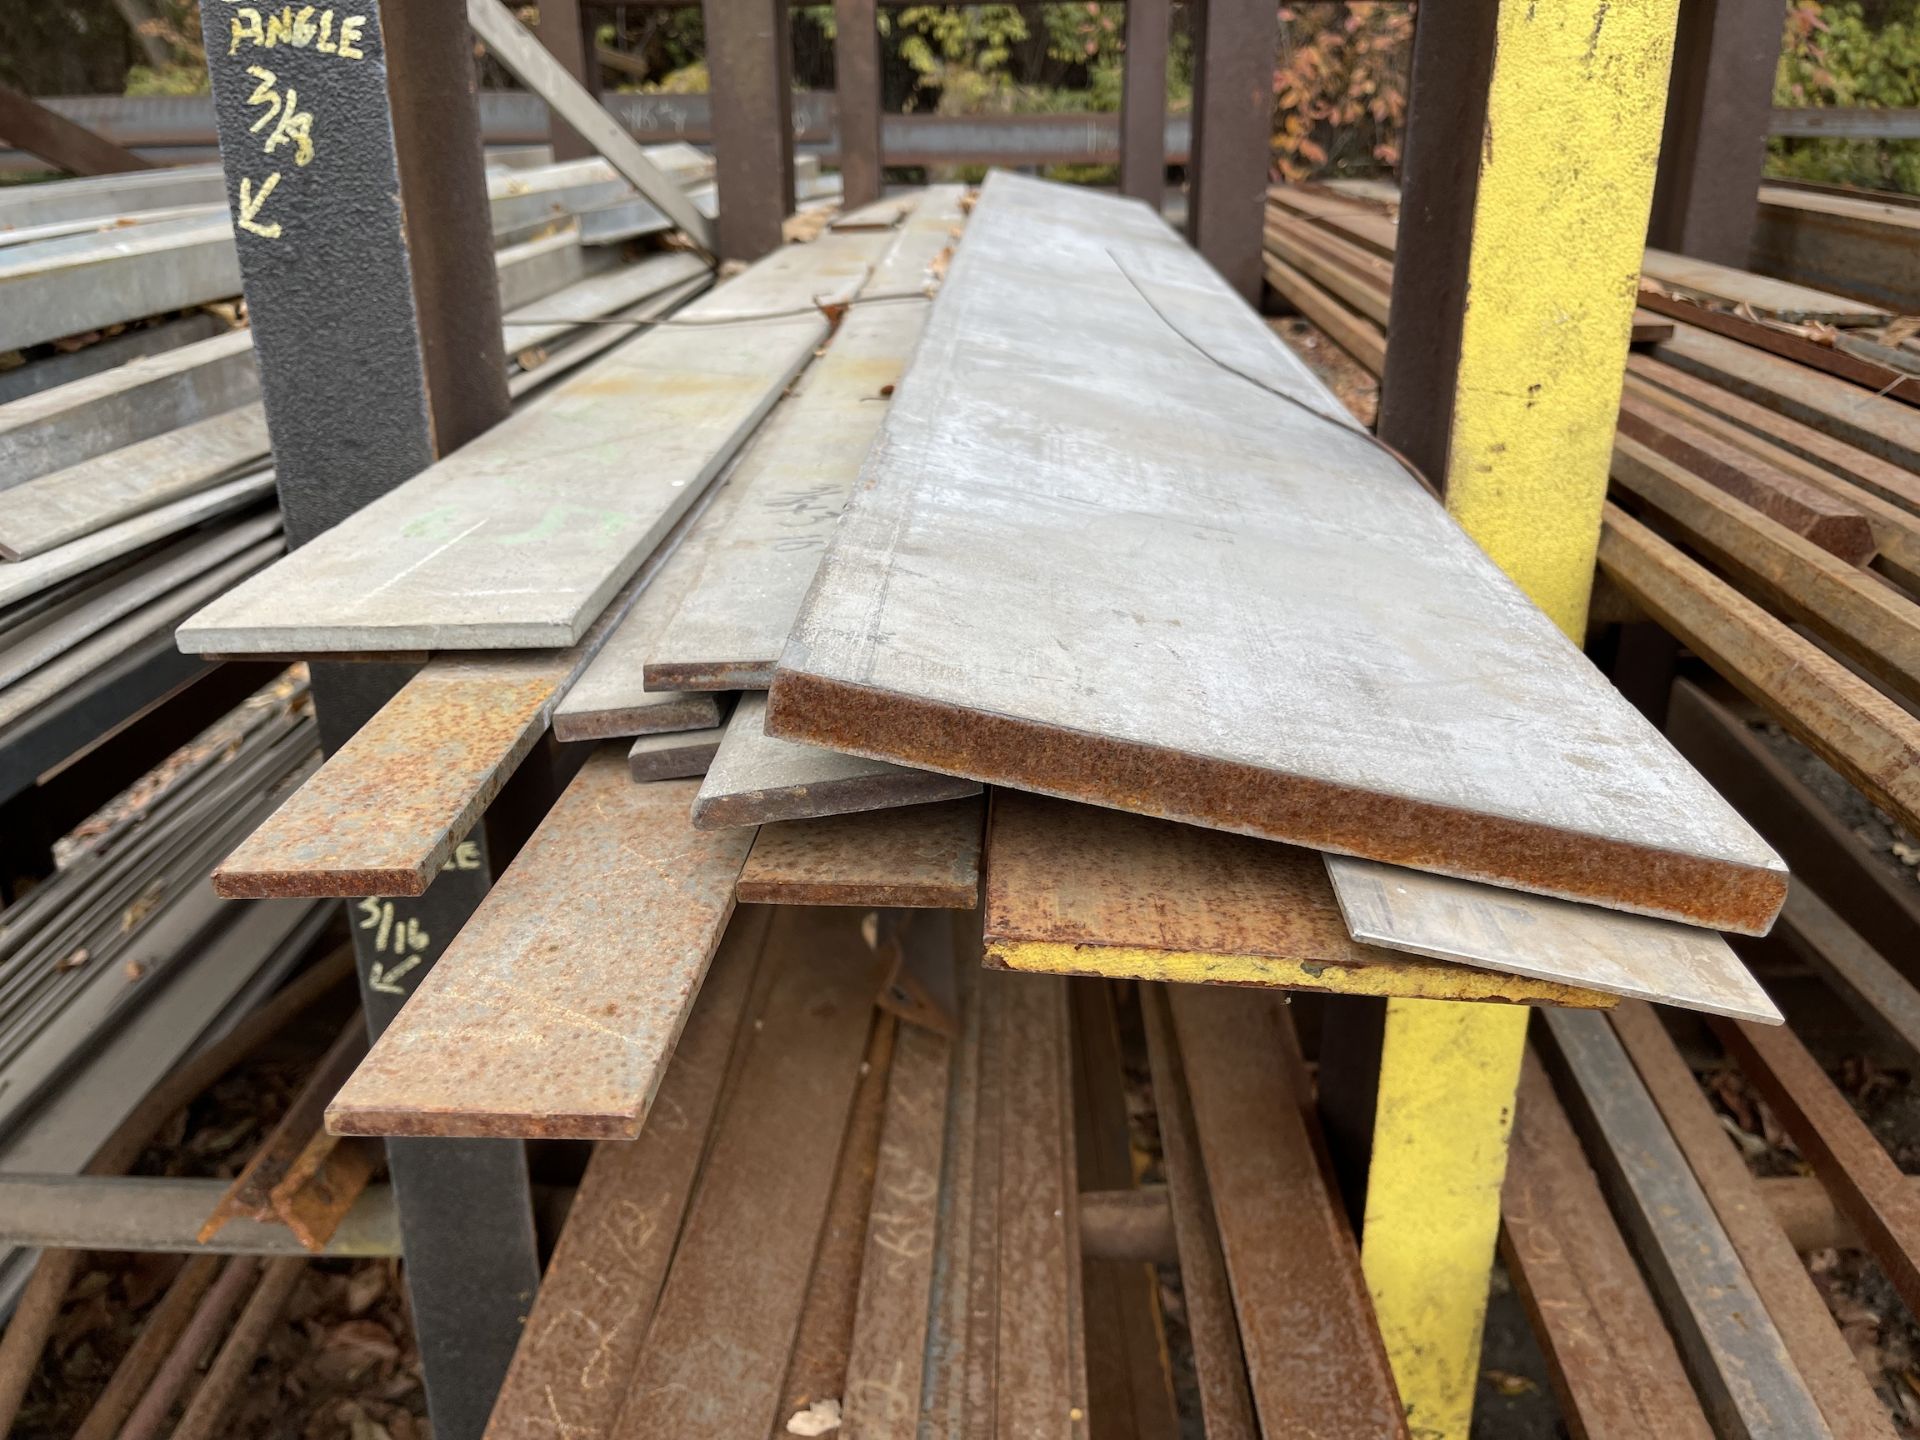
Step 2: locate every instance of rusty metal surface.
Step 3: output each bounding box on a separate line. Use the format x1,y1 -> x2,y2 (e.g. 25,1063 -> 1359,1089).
198,1020 -> 368,1242
1611,1003 -> 1897,1438
326,760 -> 756,1138
1599,504 -> 1920,842
1616,395 -> 1877,563
962,957 -> 1004,1439
1070,979 -> 1179,1440
1500,1052 -> 1716,1439
779,1011 -> 898,1425
918,931 -> 980,1439
1614,438 -> 1920,711
1716,1014 -> 1920,1315
627,724 -> 723,783
875,910 -> 962,1038
984,791 -> 1612,1008
842,991 -> 954,1436
992,970 -> 1088,1439
1077,1187 -> 1178,1266
482,917 -> 765,1440
269,1132 -> 383,1253
611,905 -> 882,1437
737,797 -> 984,910
1139,987 -> 1256,1440
1168,984 -> 1407,1439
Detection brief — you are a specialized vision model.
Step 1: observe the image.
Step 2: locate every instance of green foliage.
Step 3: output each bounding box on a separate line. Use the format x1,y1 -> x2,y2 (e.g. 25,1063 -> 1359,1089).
123,63 -> 207,96
1773,0 -> 1920,193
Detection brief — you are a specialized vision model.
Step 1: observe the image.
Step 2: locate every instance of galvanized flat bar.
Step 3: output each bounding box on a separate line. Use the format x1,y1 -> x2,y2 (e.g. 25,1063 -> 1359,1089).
326,760 -> 756,1138
1610,1003 -> 1899,1438
0,326 -> 256,487
1655,322 -> 1920,473
1641,247 -> 1888,326
0,404 -> 267,560
645,187 -> 964,692
777,1010 -> 897,1429
1713,1013 -> 1920,1318
178,231 -> 891,653
1538,1008 -> 1832,1439
492,226 -> 621,313
610,905 -> 881,1437
768,172 -> 1787,935
498,249 -> 707,356
1167,984 -> 1406,1438
627,724 -> 724,782
0,513 -> 278,691
482,915 -> 765,1440
693,693 -> 981,830
0,212 -> 240,354
0,1175 -> 398,1256
1500,1053 -> 1717,1440
984,791 -> 1613,1007
0,162 -> 225,229
735,795 -> 983,909
211,477 -> 726,899
465,0 -> 717,254
1599,505 -> 1920,841
0,538 -> 277,731
1138,986 -> 1256,1440
1324,854 -> 1780,1021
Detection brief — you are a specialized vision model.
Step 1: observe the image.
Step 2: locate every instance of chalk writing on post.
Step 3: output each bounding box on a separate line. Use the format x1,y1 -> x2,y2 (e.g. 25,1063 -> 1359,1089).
214,4 -> 373,241
357,897 -> 431,995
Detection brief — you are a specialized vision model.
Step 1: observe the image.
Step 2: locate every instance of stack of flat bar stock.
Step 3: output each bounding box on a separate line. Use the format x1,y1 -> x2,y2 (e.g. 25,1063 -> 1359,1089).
165,171 -> 1819,1436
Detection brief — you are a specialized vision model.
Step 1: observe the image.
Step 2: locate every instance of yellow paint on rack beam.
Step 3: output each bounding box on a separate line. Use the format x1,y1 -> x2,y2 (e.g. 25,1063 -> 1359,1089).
1368,0 -> 1682,1434
986,940 -> 1615,1009
1444,0 -> 1682,644
1364,1001 -> 1530,1440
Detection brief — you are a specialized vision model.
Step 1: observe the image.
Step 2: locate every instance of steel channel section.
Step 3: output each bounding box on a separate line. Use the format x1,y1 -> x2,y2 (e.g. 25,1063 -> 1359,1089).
704,0 -> 797,259
1187,0 -> 1277,302
1119,0 -> 1171,210
832,0 -> 883,208
195,6 -> 540,1437
1647,0 -> 1779,267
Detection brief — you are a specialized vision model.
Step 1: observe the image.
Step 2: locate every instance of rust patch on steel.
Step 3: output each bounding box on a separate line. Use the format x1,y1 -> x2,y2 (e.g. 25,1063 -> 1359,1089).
1169,985 -> 1409,1437
325,761 -> 757,1139
766,669 -> 1788,936
983,791 -> 1614,1008
214,667 -> 562,899
549,690 -> 721,744
640,656 -> 769,694
270,1132 -> 383,1252
483,919 -> 766,1440
735,796 -> 983,909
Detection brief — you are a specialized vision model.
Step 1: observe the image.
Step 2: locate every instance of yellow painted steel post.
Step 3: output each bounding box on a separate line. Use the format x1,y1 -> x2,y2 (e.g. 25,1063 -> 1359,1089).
1358,0 -> 1680,1435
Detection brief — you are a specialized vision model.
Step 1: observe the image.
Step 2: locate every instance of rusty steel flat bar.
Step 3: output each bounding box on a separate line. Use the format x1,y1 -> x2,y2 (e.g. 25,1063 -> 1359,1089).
1612,440 -> 1920,708
1611,1003 -> 1898,1438
1136,998 -> 1259,1440
1167,983 -> 1405,1437
1636,291 -> 1920,405
1598,505 -> 1920,840
777,1011 -> 898,1428
916,935 -> 981,1437
1665,680 -> 1920,974
1615,395 -> 1877,563
1500,1052 -> 1716,1440
991,969 -> 1089,1439
327,761 -> 758,1138
1771,883 -> 1920,1060
962,955 -> 1006,1433
481,921 -> 764,1440
1714,1014 -> 1920,1317
1069,979 -> 1180,1440
627,724 -> 723,782
211,474 -> 727,899
735,796 -> 983,909
610,905 -> 882,1437
198,1019 -> 368,1242
841,1013 -> 953,1436
984,791 -> 1613,1008
1537,1008 -> 1831,1439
